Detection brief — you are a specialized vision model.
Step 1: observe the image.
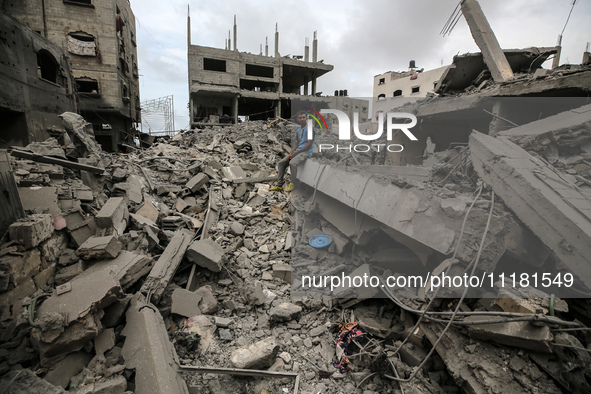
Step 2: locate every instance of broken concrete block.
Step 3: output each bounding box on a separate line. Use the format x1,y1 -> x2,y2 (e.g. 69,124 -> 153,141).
186,173 -> 209,192
96,197 -> 129,235
230,221 -> 244,235
272,264 -> 292,283
230,337 -> 279,369
135,200 -> 159,223
141,229 -> 193,302
40,232 -> 69,263
269,302 -> 302,322
0,248 -> 43,287
34,264 -> 122,365
221,166 -> 246,180
465,316 -> 553,353
193,285 -> 219,314
440,198 -> 467,217
0,277 -> 36,309
171,288 -> 202,318
68,217 -> 97,248
55,261 -> 87,285
91,251 -> 153,291
121,293 -> 189,394
76,235 -> 122,260
9,214 -> 53,249
102,294 -> 132,328
18,186 -> 61,216
44,351 -> 92,388
70,376 -> 127,394
34,263 -> 57,290
95,328 -> 116,355
185,238 -> 224,273
470,131 -> 591,294
214,317 -> 232,328
1,369 -> 66,393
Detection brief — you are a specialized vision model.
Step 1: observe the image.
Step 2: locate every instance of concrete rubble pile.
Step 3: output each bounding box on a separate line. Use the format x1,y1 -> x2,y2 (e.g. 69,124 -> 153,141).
1,95 -> 591,394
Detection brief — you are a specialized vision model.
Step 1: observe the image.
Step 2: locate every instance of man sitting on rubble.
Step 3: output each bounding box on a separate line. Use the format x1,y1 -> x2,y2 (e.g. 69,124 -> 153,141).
270,111 -> 315,191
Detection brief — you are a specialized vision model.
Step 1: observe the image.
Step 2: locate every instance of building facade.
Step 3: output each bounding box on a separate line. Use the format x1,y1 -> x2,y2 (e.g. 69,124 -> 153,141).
0,13 -> 76,147
188,17 -> 333,126
5,0 -> 140,151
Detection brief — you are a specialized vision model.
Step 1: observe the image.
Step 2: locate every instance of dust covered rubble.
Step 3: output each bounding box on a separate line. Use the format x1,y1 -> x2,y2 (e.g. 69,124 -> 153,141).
0,112 -> 590,394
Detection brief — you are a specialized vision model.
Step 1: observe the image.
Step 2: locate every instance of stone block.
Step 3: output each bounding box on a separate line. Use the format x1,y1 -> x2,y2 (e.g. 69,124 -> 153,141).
96,197 -> 128,235
269,302 -> 302,322
9,214 -> 53,249
44,351 -> 92,388
77,236 -> 122,260
171,288 -> 202,318
135,200 -> 159,223
230,337 -> 279,369
185,238 -> 224,272
186,173 -> 209,193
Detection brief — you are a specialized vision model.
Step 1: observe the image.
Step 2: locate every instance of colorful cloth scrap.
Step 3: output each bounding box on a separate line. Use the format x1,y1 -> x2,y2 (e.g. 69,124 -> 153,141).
332,322 -> 364,372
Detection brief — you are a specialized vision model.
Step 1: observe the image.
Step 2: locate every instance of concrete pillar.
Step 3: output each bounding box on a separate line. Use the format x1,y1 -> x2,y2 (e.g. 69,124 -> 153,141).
312,31 -> 317,62
228,31 -> 231,51
274,24 -> 279,58
275,100 -> 281,119
265,37 -> 268,56
187,5 -> 191,46
312,77 -> 317,95
461,0 -> 513,82
232,96 -> 238,124
552,35 -> 562,69
304,37 -> 309,62
233,15 -> 237,51
304,78 -> 309,96
189,94 -> 194,127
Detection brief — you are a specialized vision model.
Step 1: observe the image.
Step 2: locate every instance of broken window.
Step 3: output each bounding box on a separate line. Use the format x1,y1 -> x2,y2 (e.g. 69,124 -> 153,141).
63,0 -> 92,6
393,90 -> 402,97
67,32 -> 96,57
245,64 -> 273,78
378,78 -> 385,85
75,77 -> 99,95
36,49 -> 59,83
411,86 -> 420,94
377,94 -> 386,100
203,58 -> 226,72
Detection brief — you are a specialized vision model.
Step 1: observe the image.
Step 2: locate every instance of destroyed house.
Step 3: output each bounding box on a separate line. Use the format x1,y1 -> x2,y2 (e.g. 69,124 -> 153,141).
5,0 -> 141,152
188,16 -> 333,126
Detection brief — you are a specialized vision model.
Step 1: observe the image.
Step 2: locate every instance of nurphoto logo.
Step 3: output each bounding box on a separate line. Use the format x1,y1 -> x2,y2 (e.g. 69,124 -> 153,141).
309,110 -> 418,153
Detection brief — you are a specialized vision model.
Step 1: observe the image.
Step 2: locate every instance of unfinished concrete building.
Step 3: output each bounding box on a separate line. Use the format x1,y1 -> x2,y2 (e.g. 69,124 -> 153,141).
0,13 -> 76,147
188,16 -> 333,126
4,0 -> 141,151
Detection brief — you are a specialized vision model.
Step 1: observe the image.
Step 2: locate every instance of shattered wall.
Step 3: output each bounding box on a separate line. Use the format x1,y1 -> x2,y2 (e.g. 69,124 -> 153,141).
0,13 -> 76,148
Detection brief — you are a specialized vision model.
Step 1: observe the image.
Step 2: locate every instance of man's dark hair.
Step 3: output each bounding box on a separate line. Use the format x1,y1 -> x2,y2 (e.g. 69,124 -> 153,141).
296,110 -> 307,117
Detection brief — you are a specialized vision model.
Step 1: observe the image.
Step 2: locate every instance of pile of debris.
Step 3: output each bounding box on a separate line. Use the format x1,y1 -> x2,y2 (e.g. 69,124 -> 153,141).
1,105 -> 591,394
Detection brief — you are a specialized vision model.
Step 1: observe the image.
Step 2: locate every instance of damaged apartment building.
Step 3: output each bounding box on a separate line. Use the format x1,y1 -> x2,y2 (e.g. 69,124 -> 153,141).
2,0 -> 140,151
187,15 -> 334,125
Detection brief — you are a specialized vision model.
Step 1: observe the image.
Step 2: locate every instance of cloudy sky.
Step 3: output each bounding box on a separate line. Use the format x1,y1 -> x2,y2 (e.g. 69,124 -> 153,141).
128,0 -> 590,131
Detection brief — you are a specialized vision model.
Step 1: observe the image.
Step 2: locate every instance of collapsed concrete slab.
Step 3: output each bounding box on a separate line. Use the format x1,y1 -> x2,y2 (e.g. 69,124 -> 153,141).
141,229 -> 194,302
421,323 -> 561,393
85,251 -> 154,291
33,263 -> 122,365
470,131 -> 591,294
121,293 -> 189,394
296,159 -> 519,269
464,316 -> 553,353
